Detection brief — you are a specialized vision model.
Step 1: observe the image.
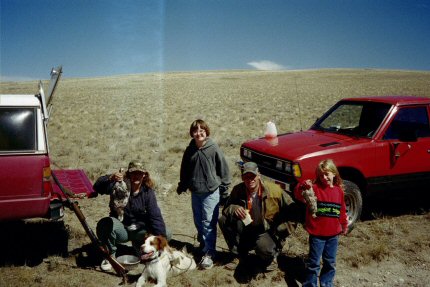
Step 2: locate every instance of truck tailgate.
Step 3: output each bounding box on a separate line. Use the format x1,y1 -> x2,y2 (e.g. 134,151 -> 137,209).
52,169 -> 95,198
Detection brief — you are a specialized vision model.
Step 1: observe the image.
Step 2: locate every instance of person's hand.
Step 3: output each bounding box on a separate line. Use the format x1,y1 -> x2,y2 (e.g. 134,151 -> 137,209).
342,226 -> 349,235
304,179 -> 313,188
300,179 -> 313,190
176,186 -> 185,195
234,207 -> 247,220
127,224 -> 137,231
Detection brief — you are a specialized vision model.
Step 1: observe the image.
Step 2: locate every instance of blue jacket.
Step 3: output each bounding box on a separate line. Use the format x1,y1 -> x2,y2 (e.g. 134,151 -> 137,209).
93,175 -> 167,237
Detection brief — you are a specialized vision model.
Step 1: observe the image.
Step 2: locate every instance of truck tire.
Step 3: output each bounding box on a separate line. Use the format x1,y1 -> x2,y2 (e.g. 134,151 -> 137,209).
343,180 -> 363,232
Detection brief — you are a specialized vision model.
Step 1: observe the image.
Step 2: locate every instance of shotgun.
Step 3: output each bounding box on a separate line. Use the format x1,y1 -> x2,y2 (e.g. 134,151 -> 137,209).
51,171 -> 128,282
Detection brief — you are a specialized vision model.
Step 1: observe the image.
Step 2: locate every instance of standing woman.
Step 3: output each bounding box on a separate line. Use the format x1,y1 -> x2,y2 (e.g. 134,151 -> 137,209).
177,119 -> 231,269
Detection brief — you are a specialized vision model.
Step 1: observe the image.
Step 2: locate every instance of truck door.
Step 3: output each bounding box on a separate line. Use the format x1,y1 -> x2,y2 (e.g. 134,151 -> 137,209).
381,105 -> 430,191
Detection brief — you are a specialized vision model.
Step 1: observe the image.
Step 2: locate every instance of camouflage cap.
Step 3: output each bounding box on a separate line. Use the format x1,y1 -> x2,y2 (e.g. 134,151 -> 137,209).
242,161 -> 259,175
128,160 -> 146,173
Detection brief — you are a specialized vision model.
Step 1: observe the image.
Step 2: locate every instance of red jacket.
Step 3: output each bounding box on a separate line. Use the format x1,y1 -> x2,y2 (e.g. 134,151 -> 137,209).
295,182 -> 347,236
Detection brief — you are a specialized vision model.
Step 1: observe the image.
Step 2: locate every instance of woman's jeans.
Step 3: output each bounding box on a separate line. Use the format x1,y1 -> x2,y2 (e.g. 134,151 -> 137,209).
304,234 -> 339,287
96,216 -> 171,256
191,189 -> 219,257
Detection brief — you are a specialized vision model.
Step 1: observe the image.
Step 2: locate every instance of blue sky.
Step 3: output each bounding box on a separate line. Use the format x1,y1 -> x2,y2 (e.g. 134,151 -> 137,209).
1,0 -> 429,81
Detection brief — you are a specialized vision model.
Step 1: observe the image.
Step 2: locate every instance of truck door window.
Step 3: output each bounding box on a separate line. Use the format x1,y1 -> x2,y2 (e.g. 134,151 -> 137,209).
383,107 -> 430,140
0,108 -> 36,151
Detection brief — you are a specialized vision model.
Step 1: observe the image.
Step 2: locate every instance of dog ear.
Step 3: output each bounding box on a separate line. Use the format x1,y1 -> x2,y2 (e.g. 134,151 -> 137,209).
157,235 -> 168,250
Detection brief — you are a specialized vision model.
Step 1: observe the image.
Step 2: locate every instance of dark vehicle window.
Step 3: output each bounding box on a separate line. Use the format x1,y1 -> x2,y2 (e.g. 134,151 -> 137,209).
313,102 -> 391,138
383,107 -> 430,140
0,108 -> 37,151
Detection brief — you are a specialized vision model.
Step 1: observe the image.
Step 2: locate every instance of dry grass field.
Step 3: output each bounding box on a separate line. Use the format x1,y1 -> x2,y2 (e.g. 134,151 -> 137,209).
1,69 -> 430,286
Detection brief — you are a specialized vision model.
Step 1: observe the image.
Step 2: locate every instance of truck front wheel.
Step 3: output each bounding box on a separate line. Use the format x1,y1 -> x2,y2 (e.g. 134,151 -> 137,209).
343,180 -> 363,232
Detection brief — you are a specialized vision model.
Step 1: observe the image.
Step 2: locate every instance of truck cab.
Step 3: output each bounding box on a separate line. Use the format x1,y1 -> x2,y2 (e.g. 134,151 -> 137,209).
0,67 -> 63,221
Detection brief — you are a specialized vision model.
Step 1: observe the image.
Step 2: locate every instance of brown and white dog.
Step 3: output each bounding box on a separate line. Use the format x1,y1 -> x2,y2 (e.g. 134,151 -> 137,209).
136,235 -> 196,287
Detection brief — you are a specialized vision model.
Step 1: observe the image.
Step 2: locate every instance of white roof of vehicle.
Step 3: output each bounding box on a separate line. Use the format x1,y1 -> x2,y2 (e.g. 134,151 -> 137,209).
0,94 -> 40,107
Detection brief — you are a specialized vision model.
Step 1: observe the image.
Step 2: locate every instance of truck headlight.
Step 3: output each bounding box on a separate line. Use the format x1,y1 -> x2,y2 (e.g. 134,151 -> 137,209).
243,149 -> 252,159
276,160 -> 283,170
284,162 -> 292,173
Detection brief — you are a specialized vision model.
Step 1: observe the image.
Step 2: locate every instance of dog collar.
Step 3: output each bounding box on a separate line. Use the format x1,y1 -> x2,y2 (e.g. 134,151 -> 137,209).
143,251 -> 167,264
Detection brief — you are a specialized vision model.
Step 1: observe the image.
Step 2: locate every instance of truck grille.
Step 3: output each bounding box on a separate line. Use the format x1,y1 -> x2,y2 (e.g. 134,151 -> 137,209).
240,147 -> 295,186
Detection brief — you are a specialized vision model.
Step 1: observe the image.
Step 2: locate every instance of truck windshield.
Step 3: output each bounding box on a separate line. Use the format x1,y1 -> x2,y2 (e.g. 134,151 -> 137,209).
311,102 -> 391,138
0,108 -> 37,151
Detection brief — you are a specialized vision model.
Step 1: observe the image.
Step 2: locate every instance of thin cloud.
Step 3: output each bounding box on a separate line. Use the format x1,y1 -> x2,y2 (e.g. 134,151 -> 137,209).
247,60 -> 286,71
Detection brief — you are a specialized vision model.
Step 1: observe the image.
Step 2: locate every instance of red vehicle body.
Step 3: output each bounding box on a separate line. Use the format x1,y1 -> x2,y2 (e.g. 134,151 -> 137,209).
240,96 -> 430,228
0,67 -> 93,221
0,156 -> 59,220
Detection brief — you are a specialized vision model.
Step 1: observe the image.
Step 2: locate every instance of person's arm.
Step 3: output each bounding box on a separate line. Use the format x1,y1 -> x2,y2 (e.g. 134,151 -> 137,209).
339,188 -> 349,235
93,175 -> 112,195
177,147 -> 190,194
270,188 -> 298,245
145,189 -> 167,236
222,185 -> 246,218
215,148 -> 231,204
121,195 -> 137,228
293,179 -> 313,203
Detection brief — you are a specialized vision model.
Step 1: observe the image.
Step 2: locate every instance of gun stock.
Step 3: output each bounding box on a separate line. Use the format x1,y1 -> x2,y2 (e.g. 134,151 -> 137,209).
51,172 -> 128,282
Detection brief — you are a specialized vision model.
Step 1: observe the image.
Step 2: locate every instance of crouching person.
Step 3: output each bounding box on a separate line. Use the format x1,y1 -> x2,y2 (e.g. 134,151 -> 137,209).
219,161 -> 298,272
94,160 -> 170,271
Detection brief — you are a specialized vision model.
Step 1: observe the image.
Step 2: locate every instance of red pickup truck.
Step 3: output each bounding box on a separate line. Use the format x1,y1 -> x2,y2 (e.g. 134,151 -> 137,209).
240,96 -> 430,229
0,67 -> 93,221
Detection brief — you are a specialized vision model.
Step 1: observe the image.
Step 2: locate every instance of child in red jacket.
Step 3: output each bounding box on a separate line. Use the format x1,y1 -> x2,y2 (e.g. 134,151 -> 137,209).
295,159 -> 348,287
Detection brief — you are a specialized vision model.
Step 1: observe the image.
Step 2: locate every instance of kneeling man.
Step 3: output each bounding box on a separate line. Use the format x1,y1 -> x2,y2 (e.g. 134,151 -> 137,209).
219,162 -> 298,272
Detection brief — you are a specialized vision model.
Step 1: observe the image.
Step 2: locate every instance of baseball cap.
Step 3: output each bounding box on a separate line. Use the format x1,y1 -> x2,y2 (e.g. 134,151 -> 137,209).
128,160 -> 146,173
243,162 -> 259,175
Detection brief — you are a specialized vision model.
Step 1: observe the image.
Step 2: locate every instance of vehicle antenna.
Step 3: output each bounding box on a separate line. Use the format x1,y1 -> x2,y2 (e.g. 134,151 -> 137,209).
295,77 -> 303,131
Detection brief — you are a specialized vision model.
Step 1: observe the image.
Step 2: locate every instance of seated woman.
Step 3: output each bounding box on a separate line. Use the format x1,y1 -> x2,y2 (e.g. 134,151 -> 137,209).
94,160 -> 170,271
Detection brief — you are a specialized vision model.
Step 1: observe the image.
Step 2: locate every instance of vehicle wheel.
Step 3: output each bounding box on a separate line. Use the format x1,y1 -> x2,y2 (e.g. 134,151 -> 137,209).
343,180 -> 363,232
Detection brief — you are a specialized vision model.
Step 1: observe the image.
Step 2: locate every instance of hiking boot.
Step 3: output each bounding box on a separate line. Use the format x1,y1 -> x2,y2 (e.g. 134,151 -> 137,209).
224,257 -> 240,271
100,259 -> 112,271
199,255 -> 214,270
264,257 -> 278,272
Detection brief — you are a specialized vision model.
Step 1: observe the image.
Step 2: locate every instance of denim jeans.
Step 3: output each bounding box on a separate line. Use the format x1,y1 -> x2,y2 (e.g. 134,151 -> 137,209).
304,234 -> 339,287
96,217 -> 131,256
191,189 -> 220,257
96,216 -> 171,256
